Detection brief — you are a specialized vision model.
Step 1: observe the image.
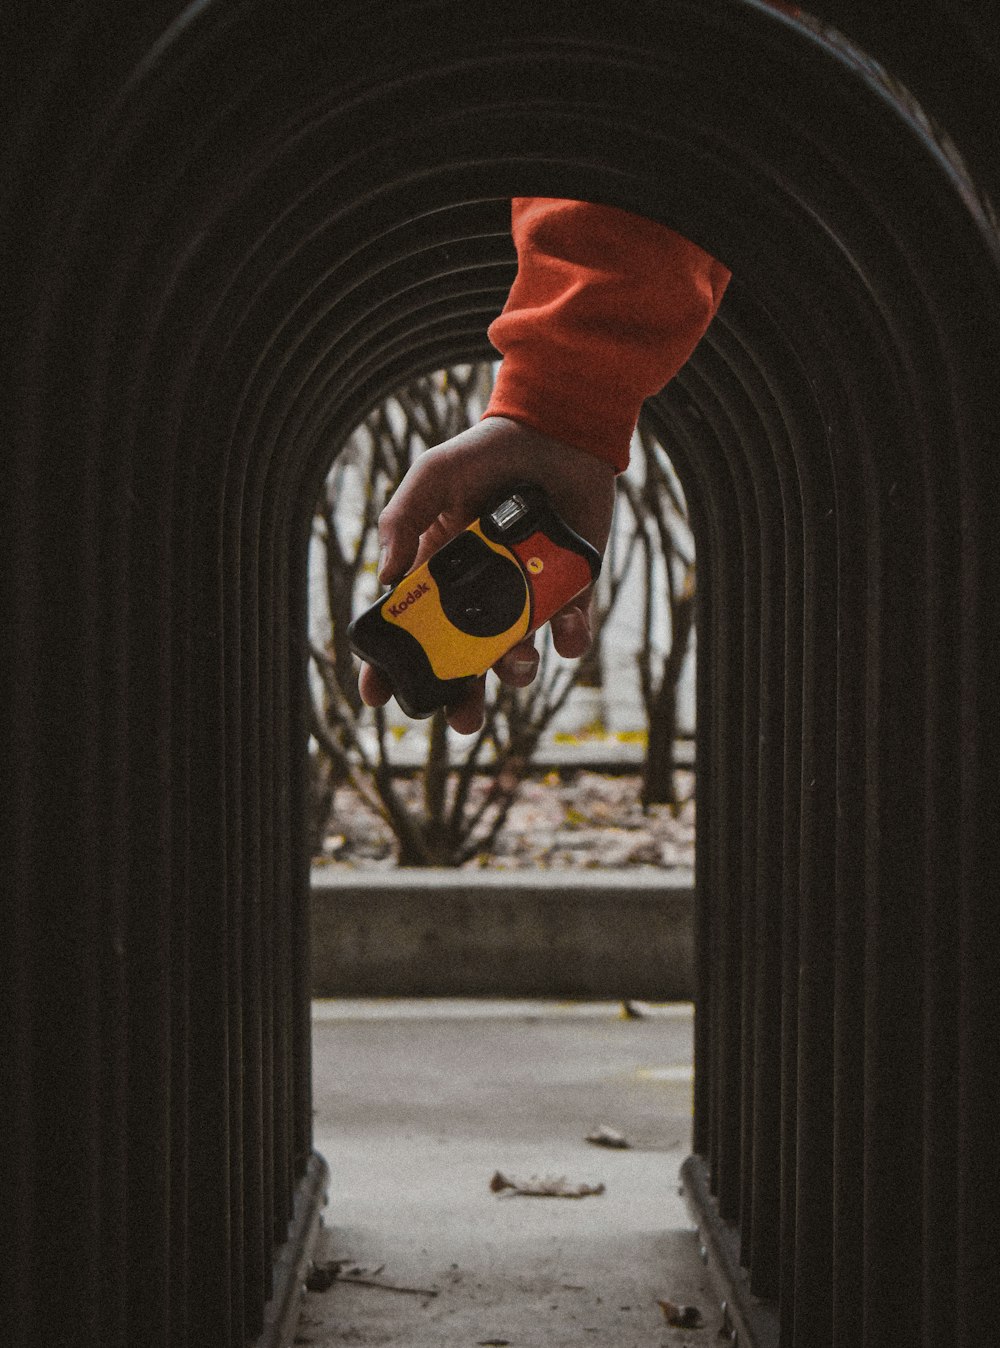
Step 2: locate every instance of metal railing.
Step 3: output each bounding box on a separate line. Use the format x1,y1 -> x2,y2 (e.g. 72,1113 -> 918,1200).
2,4 -> 997,1347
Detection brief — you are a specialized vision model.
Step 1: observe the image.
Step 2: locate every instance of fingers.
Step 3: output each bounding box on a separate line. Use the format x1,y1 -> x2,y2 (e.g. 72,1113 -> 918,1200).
358,660 -> 391,708
492,637 -> 539,687
444,678 -> 487,735
550,597 -> 593,659
360,657 -> 488,735
449,611 -> 589,729
362,610 -> 588,717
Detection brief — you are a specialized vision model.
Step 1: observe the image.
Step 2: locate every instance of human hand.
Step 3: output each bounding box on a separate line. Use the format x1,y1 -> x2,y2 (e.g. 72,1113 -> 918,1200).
357,415 -> 616,733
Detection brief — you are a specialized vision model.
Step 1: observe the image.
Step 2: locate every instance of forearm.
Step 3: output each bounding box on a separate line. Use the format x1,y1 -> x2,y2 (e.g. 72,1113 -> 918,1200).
483,197 -> 731,471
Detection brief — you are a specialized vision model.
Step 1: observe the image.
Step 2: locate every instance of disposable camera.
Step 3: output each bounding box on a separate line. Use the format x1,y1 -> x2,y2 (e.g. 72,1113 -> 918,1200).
347,482 -> 601,718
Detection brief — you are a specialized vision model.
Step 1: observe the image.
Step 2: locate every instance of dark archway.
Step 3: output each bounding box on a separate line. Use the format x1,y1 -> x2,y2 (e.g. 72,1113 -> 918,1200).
3,4 -> 998,1346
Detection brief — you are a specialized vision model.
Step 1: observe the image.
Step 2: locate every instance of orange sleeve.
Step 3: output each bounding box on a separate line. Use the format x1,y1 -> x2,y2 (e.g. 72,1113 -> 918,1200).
483,198 -> 731,472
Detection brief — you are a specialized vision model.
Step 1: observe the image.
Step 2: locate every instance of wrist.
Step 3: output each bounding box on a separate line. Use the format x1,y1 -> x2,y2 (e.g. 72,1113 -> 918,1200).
482,366 -> 634,473
456,416 -> 616,556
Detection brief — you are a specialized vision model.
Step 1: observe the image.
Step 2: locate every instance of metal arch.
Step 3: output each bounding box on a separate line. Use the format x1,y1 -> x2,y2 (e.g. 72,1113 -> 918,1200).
2,4 -> 998,1347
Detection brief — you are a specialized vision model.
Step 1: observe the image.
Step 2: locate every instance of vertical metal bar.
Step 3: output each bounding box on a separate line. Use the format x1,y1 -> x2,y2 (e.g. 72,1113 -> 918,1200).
647,399 -> 716,1166
680,378 -> 745,1220
703,404 -> 747,1224
683,346 -> 769,1260
29,396 -> 105,1348
955,349 -> 1000,1348
918,441 -> 961,1348
225,520 -> 248,1348
273,537 -> 297,1233
691,536 -> 717,1158
700,334 -> 797,1285
859,403 -> 927,1348
778,441 -> 804,1348
791,472 -> 837,1347
830,392 -> 867,1348
734,418 -> 762,1266
123,520 -> 175,1348
182,500 -> 233,1347
260,547 -> 287,1249
288,524 -> 318,1178
0,429 -> 43,1348
169,505 -> 194,1348
718,306 -> 808,1305
240,513 -> 268,1335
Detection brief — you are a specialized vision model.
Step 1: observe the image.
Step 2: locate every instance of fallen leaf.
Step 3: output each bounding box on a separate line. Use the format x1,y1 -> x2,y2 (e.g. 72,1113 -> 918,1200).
305,1259 -> 433,1297
306,1261 -> 346,1292
585,1124 -> 631,1149
490,1170 -> 605,1198
657,1298 -> 704,1328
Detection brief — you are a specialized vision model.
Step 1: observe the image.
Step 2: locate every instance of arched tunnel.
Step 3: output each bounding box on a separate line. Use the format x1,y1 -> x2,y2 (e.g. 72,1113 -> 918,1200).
2,3 -> 998,1346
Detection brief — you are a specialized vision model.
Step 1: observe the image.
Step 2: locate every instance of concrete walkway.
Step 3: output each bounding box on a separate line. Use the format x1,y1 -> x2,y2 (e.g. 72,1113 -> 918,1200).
298,1000 -> 725,1347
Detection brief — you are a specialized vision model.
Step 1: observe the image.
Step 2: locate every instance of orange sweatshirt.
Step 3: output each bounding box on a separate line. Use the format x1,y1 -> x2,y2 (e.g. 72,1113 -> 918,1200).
484,197 -> 732,472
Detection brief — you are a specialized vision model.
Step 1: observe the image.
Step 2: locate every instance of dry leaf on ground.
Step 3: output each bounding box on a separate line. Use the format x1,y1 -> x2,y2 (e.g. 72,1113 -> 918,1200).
657,1298 -> 705,1328
490,1170 -> 605,1198
318,771 -> 695,871
306,1261 -> 346,1292
585,1124 -> 631,1149
306,1260 -> 435,1298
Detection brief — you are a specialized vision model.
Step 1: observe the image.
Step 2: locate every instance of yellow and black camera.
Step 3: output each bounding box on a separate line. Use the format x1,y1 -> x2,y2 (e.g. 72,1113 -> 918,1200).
347,482 -> 601,718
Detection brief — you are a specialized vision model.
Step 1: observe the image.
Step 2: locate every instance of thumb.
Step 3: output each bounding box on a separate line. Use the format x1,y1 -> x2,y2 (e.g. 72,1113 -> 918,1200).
376,517 -> 421,586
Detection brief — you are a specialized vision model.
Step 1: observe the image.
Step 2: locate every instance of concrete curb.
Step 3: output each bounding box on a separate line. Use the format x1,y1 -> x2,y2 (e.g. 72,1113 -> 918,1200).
310,866 -> 694,999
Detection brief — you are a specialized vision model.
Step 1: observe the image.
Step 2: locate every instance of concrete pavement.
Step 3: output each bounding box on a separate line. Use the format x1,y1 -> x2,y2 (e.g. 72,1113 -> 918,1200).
297,999 -> 725,1347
